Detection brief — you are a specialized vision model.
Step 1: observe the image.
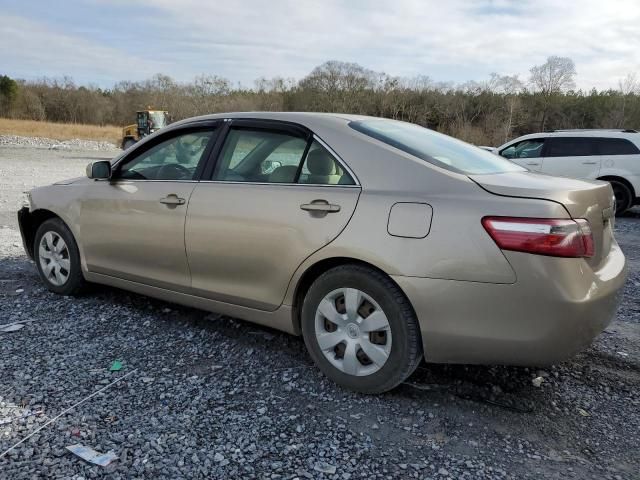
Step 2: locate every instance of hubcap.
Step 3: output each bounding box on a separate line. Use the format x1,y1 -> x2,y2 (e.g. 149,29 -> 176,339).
38,231 -> 70,286
314,288 -> 392,377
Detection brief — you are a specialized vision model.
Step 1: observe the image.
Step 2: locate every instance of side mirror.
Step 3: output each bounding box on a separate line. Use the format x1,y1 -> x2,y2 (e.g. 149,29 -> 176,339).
86,161 -> 111,179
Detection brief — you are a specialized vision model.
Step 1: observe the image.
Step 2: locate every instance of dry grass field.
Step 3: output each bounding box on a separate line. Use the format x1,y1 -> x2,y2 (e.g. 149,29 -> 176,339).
0,118 -> 121,144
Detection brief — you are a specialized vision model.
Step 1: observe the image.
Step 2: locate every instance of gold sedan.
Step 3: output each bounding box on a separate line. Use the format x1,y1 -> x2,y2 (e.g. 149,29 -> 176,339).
18,113 -> 626,393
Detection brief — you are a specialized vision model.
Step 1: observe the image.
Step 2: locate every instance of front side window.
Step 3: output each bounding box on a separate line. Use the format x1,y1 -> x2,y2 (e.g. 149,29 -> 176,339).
350,119 -> 525,175
545,137 -> 596,157
117,130 -> 214,180
594,137 -> 640,155
500,139 -> 545,159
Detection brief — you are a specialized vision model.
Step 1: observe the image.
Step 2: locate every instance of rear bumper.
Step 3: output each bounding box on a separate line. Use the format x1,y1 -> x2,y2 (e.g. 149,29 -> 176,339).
393,243 -> 627,366
17,207 -> 35,260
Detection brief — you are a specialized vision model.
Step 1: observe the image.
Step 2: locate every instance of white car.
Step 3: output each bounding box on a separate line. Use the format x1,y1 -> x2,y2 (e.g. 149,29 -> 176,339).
497,129 -> 640,214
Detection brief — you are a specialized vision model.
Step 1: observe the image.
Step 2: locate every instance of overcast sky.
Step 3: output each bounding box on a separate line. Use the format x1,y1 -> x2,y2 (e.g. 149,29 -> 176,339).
1,0 -> 639,90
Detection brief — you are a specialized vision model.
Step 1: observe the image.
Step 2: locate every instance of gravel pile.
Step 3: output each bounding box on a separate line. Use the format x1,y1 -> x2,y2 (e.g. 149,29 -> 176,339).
0,148 -> 639,479
0,135 -> 119,152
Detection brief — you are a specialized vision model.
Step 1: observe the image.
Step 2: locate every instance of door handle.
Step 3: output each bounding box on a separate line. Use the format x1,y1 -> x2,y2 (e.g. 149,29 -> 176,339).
582,161 -> 598,165
526,162 -> 540,166
300,200 -> 341,213
160,194 -> 186,206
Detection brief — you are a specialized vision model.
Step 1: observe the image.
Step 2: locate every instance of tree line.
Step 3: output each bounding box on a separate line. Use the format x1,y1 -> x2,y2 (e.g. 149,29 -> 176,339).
1,56 -> 640,146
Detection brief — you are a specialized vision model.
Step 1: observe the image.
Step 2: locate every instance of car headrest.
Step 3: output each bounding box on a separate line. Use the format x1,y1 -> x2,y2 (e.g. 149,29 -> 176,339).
269,165 -> 298,183
307,148 -> 336,175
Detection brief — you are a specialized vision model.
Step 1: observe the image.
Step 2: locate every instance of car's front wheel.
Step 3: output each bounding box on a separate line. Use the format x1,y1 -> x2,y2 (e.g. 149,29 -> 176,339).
34,218 -> 86,295
301,265 -> 422,394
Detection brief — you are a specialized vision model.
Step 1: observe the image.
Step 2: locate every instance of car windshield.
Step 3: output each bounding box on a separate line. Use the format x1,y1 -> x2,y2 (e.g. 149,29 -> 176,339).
350,119 -> 525,175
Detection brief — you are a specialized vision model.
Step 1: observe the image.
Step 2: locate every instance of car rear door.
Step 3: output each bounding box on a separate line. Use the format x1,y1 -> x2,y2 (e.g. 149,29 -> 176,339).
79,124 -> 219,291
540,137 -> 601,179
185,120 -> 361,311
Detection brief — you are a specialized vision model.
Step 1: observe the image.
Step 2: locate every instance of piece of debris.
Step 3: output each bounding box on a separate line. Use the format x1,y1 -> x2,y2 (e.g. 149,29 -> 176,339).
532,376 -> 544,388
314,462 -> 337,474
577,408 -> 590,417
66,444 -> 117,466
0,319 -> 36,331
616,351 -> 629,357
109,360 -> 123,372
1,323 -> 25,333
15,288 -> 24,294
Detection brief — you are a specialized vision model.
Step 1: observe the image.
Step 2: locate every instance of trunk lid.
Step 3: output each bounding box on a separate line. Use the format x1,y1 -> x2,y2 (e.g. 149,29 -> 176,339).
469,171 -> 615,267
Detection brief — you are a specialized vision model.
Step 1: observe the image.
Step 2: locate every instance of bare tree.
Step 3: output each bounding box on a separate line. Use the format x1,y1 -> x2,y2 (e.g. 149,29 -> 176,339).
529,56 -> 576,130
617,72 -> 639,127
489,73 -> 524,142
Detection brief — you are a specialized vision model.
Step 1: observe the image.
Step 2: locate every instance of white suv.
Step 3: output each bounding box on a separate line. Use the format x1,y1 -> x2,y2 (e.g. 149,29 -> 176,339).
496,129 -> 640,214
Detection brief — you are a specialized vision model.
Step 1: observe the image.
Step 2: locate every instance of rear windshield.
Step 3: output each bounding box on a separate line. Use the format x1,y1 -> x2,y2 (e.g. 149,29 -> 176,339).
349,119 -> 525,175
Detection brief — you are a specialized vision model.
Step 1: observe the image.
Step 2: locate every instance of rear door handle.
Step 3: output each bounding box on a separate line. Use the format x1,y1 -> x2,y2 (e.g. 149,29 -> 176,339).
582,161 -> 598,165
300,200 -> 341,213
526,162 -> 540,166
160,194 -> 186,206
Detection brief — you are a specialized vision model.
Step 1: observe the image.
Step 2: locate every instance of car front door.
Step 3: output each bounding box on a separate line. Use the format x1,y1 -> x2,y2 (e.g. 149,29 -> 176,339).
185,121 -> 361,310
79,125 -> 219,291
540,137 -> 601,179
499,138 -> 545,171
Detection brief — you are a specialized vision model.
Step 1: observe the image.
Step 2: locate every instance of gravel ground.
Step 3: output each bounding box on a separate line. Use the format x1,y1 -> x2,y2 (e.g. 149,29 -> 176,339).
0,145 -> 639,479
0,135 -> 119,152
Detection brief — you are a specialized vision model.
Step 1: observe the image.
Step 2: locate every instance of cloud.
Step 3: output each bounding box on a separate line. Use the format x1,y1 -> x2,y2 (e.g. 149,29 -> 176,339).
0,14 -> 168,84
2,0 -> 640,89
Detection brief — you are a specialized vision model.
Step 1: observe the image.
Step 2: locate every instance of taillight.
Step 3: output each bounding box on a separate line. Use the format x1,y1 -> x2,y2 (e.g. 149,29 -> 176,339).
482,217 -> 595,258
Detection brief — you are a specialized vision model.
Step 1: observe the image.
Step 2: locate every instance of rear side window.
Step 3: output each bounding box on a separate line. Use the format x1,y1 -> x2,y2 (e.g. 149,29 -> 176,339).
350,120 -> 525,175
544,137 -> 597,157
213,128 -> 308,182
594,137 -> 640,155
212,129 -> 356,185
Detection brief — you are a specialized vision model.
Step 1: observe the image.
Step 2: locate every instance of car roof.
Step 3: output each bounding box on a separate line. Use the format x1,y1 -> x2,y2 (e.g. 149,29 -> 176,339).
172,111 -> 377,132
499,129 -> 640,149
165,111 -> 477,191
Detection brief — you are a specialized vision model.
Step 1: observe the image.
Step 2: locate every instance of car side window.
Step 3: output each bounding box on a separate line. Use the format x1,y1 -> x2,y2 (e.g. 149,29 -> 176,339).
298,140 -> 355,185
117,130 -> 215,180
544,137 -> 596,157
500,139 -> 544,159
594,137 -> 640,155
213,128 -> 308,183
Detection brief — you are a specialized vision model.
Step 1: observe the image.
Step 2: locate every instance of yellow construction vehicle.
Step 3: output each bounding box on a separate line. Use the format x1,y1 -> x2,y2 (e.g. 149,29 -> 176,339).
121,109 -> 171,149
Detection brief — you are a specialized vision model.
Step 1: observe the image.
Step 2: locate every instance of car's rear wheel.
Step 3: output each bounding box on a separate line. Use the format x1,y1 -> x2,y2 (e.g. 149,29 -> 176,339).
609,180 -> 632,215
301,265 -> 422,393
34,218 -> 86,295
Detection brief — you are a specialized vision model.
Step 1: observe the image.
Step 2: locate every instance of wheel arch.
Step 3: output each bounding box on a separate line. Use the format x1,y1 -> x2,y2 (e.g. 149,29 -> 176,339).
290,256 -> 418,336
20,209 -> 64,259
597,175 -> 636,198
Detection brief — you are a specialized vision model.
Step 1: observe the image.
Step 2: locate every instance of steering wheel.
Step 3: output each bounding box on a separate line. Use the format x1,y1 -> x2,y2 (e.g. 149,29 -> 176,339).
156,163 -> 191,180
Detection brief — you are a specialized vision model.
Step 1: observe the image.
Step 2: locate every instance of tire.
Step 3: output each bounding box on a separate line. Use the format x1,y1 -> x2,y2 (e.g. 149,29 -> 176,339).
610,180 -> 632,215
34,218 -> 86,296
301,264 -> 422,394
122,138 -> 136,150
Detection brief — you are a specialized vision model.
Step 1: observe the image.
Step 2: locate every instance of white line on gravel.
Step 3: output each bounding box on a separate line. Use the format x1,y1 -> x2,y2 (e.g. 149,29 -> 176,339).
0,369 -> 138,459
